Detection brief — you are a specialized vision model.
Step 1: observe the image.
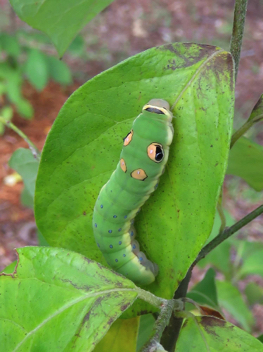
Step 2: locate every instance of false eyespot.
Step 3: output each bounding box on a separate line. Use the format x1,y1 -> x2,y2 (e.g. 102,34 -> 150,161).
147,143 -> 164,163
120,158 -> 127,172
123,130 -> 133,146
131,169 -> 147,181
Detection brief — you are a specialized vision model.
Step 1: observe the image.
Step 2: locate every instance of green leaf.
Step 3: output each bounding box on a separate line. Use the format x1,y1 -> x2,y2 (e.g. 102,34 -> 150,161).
1,261 -> 17,274
0,63 -> 33,119
0,247 -> 137,351
238,247 -> 263,278
198,210 -> 235,276
136,314 -> 155,351
227,136 -> 263,191
68,35 -> 85,57
15,98 -> 34,119
25,49 -> 49,91
94,317 -> 139,352
9,148 -> 39,198
258,335 -> 263,343
0,122 -> 4,135
20,186 -> 34,208
0,106 -> 14,135
35,43 -> 234,316
1,106 -> 13,121
0,63 -> 22,101
37,228 -> 50,246
233,240 -> 263,261
216,280 -> 254,332
0,33 -> 21,57
176,316 -> 263,351
10,0 -> 115,57
187,268 -> 219,310
0,81 -> 6,95
45,55 -> 72,85
244,282 -> 263,305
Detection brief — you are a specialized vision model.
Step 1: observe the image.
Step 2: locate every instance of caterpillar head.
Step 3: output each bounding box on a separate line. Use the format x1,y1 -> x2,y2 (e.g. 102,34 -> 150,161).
143,99 -> 173,121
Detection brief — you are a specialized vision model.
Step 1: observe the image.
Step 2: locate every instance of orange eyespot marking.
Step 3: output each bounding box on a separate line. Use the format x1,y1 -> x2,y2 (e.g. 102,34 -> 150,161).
147,143 -> 164,163
123,130 -> 133,146
120,158 -> 127,172
131,169 -> 147,181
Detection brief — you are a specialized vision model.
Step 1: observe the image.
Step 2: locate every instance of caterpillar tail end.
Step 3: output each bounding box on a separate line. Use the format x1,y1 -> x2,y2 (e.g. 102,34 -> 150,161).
117,256 -> 159,286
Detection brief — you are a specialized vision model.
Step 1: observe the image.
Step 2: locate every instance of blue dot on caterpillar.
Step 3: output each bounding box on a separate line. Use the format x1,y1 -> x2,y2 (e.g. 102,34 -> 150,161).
92,99 -> 174,285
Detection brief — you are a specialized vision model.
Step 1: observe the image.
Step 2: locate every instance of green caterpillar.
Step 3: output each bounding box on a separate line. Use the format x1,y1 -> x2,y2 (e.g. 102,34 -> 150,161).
93,99 -> 174,285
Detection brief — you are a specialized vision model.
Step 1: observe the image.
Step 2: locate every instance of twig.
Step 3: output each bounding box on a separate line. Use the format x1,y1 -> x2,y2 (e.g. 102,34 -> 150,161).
230,93 -> 263,148
192,204 -> 263,268
230,119 -> 255,148
0,117 -> 41,161
230,0 -> 248,81
136,287 -> 166,309
141,299 -> 183,352
160,270 -> 191,352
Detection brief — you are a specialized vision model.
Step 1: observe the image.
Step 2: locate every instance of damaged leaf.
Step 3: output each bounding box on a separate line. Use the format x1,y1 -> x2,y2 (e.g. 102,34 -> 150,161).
176,316 -> 263,351
0,247 -> 137,352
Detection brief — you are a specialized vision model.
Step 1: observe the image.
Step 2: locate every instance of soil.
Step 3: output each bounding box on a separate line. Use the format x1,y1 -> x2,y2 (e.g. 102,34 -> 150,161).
0,0 -> 263,335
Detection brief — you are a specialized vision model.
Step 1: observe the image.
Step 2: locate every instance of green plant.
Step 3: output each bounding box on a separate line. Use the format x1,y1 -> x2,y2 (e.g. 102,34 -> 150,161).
1,0 -> 263,351
0,30 -> 72,133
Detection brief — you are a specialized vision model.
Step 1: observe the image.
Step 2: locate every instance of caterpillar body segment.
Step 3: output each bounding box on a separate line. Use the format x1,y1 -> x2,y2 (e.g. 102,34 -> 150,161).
93,99 -> 174,285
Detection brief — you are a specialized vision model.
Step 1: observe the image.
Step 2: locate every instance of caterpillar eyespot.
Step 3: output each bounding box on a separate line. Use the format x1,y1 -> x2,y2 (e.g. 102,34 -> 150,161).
123,130 -> 133,146
147,143 -> 164,162
93,99 -> 174,285
120,158 -> 127,172
131,168 -> 148,181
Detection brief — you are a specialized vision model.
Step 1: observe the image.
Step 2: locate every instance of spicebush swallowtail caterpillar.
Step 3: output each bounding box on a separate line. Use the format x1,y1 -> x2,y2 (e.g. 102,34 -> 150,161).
93,99 -> 174,285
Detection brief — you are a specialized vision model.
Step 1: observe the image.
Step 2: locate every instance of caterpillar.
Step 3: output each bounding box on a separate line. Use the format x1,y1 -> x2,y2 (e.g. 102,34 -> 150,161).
92,99 -> 174,285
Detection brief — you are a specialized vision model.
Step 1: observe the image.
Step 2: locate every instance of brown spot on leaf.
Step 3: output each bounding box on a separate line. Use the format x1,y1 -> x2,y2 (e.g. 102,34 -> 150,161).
199,306 -> 225,320
83,311 -> 92,323
107,317 -> 115,326
159,43 -> 221,70
83,297 -> 104,323
121,302 -> 131,311
202,51 -> 234,92
200,316 -> 229,337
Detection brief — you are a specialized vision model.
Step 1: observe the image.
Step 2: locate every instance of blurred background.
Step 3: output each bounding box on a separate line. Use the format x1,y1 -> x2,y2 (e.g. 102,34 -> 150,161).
0,0 -> 263,337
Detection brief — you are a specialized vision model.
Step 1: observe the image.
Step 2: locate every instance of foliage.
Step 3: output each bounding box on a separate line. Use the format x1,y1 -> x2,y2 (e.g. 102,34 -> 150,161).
196,210 -> 263,333
9,148 -> 39,209
3,0 -> 263,351
9,0 -> 115,57
175,316 -> 263,351
0,247 -> 138,351
227,136 -> 263,191
34,43 -> 234,317
0,31 -> 72,133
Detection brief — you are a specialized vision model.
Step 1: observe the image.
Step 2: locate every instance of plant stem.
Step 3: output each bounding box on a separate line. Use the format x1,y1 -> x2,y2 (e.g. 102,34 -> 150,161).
230,119 -> 254,148
230,115 -> 263,148
0,117 -> 41,160
192,204 -> 263,267
230,0 -> 248,81
141,300 -> 177,352
160,270 -> 191,352
136,287 -> 166,309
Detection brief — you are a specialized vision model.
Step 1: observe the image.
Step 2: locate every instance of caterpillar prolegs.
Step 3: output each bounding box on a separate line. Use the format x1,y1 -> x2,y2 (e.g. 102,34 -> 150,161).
92,99 -> 174,285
